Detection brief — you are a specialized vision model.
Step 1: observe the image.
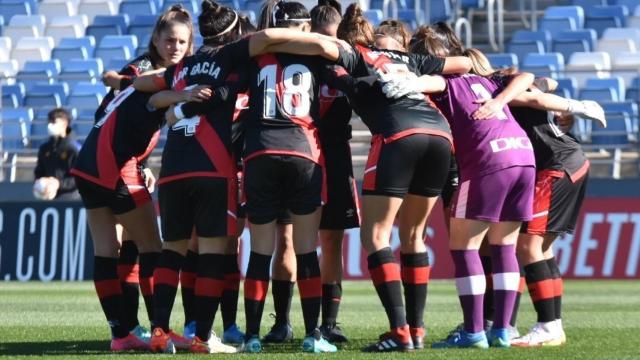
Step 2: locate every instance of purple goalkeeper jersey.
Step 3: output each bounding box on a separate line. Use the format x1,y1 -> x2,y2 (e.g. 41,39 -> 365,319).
431,74 -> 535,181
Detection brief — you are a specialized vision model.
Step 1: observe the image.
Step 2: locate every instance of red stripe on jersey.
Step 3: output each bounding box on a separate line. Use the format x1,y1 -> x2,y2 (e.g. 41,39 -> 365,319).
319,85 -> 337,119
244,150 -> 318,164
569,159 -> 590,183
528,279 -> 555,302
94,279 -> 122,298
194,277 -> 225,297
526,170 -> 560,235
298,277 -> 322,299
96,110 -> 121,189
370,262 -> 401,286
136,130 -> 160,162
363,135 -> 383,191
244,279 -> 269,301
384,128 -> 454,148
227,175 -> 238,236
157,171 -> 227,185
196,115 -> 236,178
357,44 -> 393,72
171,61 -> 186,90
226,72 -> 239,82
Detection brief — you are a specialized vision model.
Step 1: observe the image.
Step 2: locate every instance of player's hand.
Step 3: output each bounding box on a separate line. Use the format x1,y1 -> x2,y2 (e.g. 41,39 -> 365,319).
45,177 -> 60,200
143,168 -> 156,193
165,105 -> 179,126
555,113 -> 575,133
472,98 -> 506,120
102,71 -> 122,89
184,85 -> 212,103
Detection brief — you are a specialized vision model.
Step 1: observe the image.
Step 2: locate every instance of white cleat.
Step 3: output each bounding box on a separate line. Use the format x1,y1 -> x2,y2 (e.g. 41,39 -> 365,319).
190,332 -> 237,354
511,322 -> 563,348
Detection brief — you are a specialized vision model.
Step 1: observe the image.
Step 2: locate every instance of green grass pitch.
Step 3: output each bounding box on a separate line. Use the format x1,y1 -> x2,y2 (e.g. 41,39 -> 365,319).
1,280 -> 639,359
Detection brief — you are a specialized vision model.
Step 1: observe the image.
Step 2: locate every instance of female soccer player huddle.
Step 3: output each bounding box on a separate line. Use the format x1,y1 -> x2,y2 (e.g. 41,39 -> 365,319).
72,0 -> 604,354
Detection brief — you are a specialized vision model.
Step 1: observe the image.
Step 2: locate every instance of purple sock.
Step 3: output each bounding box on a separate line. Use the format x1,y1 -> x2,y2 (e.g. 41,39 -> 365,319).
451,250 -> 485,333
490,244 -> 520,329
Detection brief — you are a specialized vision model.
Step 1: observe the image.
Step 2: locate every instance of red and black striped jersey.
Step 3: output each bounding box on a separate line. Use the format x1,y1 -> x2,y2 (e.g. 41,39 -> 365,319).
154,40 -> 250,184
243,53 -> 339,164
71,86 -> 164,189
95,53 -> 156,121
335,45 -> 452,143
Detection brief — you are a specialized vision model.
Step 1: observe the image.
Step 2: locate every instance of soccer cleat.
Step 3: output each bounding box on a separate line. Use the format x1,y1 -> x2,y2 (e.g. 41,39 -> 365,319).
442,323 -> 464,341
130,324 -> 151,343
508,325 -> 520,340
487,328 -> 511,348
190,332 -> 237,354
168,330 -> 191,350
410,327 -> 425,350
302,328 -> 338,353
362,331 -> 414,352
239,335 -> 262,353
183,321 -> 196,341
262,322 -> 293,343
149,328 -> 176,354
319,323 -> 349,343
222,323 -> 245,344
111,333 -> 151,352
511,322 -> 563,348
431,329 -> 489,349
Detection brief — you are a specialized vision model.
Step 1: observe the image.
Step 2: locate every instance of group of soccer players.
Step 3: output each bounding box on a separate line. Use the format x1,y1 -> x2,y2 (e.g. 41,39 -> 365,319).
71,0 -> 605,354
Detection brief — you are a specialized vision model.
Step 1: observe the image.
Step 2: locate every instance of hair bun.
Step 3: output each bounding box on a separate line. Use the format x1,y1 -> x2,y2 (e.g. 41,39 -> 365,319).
318,0 -> 341,13
344,3 -> 363,20
201,0 -> 220,13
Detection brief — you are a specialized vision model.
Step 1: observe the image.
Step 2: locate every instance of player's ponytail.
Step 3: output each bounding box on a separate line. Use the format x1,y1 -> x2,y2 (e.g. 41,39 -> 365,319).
199,0 -> 243,46
310,0 -> 342,32
149,4 -> 195,67
430,21 -> 465,56
410,25 -> 450,57
337,3 -> 374,46
375,20 -> 411,50
463,48 -> 517,77
258,0 -> 310,29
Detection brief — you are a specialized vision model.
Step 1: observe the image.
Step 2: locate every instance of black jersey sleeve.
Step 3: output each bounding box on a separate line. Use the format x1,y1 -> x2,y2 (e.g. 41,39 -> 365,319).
321,65 -> 377,98
410,53 -> 445,75
335,44 -> 360,73
180,86 -> 233,118
219,38 -> 251,64
162,63 -> 178,90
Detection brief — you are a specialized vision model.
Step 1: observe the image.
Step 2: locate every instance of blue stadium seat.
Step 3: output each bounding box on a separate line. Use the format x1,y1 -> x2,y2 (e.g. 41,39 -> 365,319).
67,93 -> 104,109
539,17 -> 578,32
39,1 -> 75,19
127,14 -> 156,40
585,5 -> 629,36
106,58 -> 129,71
96,35 -> 138,61
0,1 -> 31,23
94,14 -> 130,34
53,36 -> 96,61
460,0 -> 485,9
1,83 -> 24,107
571,0 -> 606,7
0,107 -> 33,150
52,46 -> 90,62
86,24 -> 123,45
486,53 -> 518,69
430,0 -> 451,22
591,111 -> 633,145
627,77 -> 640,102
24,93 -> 63,108
79,0 -> 118,22
0,14 -> 4,36
30,83 -> 70,104
73,81 -> 107,97
506,40 -> 545,63
556,78 -> 578,98
522,53 -> 565,78
218,0 -> 239,9
59,59 -> 103,87
602,27 -> 640,49
585,77 -> 625,101
544,6 -> 585,28
162,0 -> 198,14
398,10 -> 424,30
552,29 -> 597,61
16,60 -> 62,89
364,10 -> 383,26
603,101 -> 638,130
512,30 -> 552,52
119,0 -> 157,17
73,119 -> 95,138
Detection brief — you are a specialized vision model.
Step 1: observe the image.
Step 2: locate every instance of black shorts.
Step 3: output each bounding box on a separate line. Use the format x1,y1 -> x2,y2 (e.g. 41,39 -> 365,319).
441,156 -> 459,209
362,133 -> 452,198
75,176 -> 151,215
244,155 -> 323,225
320,142 -> 360,230
159,177 -> 236,241
521,169 -> 588,235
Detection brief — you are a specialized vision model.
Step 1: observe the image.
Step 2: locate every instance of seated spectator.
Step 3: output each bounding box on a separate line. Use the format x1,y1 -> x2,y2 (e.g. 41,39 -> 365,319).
33,108 -> 81,200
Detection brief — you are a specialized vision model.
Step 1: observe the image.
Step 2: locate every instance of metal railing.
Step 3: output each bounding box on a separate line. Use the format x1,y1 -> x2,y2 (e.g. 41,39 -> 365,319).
487,0 -> 505,51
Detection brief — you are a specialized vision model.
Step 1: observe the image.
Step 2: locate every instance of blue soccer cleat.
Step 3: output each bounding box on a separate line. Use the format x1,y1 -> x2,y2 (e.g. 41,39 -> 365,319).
432,329 -> 489,349
183,321 -> 196,341
223,323 -> 245,344
239,335 -> 262,353
302,328 -> 338,353
130,324 -> 151,344
488,328 -> 511,348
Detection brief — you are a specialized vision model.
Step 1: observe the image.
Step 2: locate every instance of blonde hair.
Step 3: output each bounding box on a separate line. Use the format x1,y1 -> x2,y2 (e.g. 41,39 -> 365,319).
463,48 -> 518,77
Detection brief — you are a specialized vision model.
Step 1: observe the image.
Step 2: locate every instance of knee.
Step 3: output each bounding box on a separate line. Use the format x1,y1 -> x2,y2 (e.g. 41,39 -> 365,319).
94,239 -> 120,258
162,240 -> 188,256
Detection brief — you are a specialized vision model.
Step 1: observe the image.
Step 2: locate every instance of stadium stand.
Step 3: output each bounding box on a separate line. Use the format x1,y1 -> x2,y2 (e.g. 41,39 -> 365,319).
0,0 -> 638,181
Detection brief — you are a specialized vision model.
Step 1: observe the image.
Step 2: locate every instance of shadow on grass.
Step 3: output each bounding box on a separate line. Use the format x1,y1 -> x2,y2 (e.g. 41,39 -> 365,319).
0,340 -> 110,355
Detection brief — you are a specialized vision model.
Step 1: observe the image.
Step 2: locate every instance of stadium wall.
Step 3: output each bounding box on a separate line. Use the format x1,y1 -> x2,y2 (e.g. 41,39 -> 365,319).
0,179 -> 639,281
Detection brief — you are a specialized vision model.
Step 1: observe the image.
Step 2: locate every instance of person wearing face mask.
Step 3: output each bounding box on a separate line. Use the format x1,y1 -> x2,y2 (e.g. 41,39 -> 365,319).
33,108 -> 81,201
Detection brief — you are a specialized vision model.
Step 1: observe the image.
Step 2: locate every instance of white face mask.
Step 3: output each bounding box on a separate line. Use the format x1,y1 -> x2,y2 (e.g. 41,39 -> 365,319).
47,122 -> 66,137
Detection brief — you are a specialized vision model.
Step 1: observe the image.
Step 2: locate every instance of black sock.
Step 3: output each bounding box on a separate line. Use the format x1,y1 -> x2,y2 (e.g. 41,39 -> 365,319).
367,248 -> 407,330
221,254 -> 240,330
180,250 -> 198,326
244,252 -> 272,337
152,249 -> 184,331
480,255 -> 494,323
321,283 -> 342,326
547,257 -> 563,320
117,240 -> 140,332
400,252 -> 430,330
297,252 -> 322,335
524,260 -> 555,323
139,251 -> 158,324
94,256 -> 128,338
194,254 -> 225,341
272,280 -> 294,326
